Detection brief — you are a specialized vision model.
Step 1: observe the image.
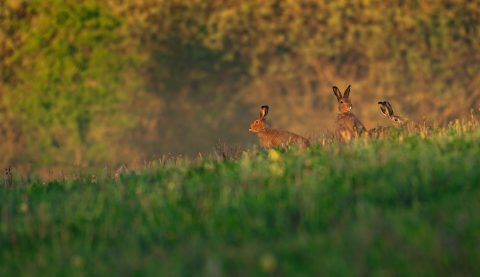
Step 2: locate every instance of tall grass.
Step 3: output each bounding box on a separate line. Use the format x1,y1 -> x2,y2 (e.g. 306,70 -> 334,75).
1,123 -> 480,276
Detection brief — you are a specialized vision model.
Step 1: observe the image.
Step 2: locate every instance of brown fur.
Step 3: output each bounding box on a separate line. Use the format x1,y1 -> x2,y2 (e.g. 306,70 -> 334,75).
249,105 -> 310,149
368,126 -> 391,139
333,85 -> 366,141
378,101 -> 406,126
369,101 -> 415,138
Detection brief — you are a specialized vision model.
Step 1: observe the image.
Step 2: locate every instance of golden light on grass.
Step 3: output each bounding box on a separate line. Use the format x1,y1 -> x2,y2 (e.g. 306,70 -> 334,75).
268,149 -> 282,162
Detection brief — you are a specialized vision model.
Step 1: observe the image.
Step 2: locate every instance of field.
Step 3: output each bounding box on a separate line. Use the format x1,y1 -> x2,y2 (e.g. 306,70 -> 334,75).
1,123 -> 480,276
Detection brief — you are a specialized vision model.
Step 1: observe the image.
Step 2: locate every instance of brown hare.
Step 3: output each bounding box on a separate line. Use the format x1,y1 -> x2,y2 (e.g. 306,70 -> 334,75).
369,101 -> 410,138
378,101 -> 406,126
249,105 -> 310,149
333,85 -> 366,141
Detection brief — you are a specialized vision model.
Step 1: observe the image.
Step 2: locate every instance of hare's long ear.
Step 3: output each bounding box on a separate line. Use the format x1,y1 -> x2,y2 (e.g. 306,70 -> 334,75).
260,105 -> 269,119
378,101 -> 391,118
344,85 -> 351,98
333,86 -> 342,101
385,101 -> 395,116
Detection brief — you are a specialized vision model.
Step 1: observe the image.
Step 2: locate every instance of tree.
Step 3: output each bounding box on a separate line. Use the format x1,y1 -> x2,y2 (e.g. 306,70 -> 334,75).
1,0 -> 131,168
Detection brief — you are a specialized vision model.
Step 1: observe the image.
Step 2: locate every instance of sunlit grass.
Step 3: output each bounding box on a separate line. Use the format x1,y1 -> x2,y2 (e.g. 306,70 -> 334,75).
1,123 -> 480,276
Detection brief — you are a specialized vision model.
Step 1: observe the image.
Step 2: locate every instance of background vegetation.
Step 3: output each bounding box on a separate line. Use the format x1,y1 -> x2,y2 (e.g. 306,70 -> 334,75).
1,0 -> 480,172
1,124 -> 480,275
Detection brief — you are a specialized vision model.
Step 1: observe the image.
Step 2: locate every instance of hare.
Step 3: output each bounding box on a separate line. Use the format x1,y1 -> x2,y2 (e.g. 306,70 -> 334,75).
369,101 -> 411,138
249,105 -> 310,149
333,85 -> 366,141
378,101 -> 406,126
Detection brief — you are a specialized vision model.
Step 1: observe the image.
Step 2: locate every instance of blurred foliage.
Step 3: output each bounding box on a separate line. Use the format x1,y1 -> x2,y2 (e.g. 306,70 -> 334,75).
1,0 -> 480,170
1,0 -> 134,168
1,125 -> 480,275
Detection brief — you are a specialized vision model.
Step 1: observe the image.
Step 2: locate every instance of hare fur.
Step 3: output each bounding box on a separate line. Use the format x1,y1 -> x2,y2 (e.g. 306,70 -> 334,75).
333,85 -> 366,141
249,105 -> 310,149
369,101 -> 415,138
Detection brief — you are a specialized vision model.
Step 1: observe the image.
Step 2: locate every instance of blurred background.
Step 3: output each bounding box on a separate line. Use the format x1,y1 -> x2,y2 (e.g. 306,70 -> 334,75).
1,0 -> 479,173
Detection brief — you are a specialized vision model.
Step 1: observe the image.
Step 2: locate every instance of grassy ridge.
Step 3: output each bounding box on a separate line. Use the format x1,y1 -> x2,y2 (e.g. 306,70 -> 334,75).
1,126 -> 480,276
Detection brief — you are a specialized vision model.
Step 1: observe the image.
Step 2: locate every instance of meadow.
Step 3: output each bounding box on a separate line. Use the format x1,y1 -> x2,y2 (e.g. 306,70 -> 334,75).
1,121 -> 480,276
2,1 -> 479,275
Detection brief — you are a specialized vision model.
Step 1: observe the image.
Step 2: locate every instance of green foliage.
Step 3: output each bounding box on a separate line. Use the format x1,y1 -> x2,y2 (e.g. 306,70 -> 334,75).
1,0 -> 128,166
1,128 -> 479,275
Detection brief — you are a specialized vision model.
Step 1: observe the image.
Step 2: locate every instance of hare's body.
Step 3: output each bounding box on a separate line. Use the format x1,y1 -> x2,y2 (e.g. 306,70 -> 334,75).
336,112 -> 366,141
249,105 -> 310,149
333,85 -> 366,141
368,126 -> 393,139
257,128 -> 310,149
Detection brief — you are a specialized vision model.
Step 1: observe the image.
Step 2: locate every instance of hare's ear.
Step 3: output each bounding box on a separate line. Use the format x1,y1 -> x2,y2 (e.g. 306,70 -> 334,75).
385,101 -> 395,116
260,105 -> 269,119
332,86 -> 342,101
344,85 -> 351,98
378,101 -> 390,117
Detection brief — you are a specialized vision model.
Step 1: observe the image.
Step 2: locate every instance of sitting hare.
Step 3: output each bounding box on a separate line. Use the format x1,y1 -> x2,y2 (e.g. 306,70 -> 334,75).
369,101 -> 411,138
333,85 -> 366,141
249,105 -> 310,149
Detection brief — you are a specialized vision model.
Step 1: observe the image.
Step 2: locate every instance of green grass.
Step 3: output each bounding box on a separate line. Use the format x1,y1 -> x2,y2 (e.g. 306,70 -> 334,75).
1,126 -> 480,276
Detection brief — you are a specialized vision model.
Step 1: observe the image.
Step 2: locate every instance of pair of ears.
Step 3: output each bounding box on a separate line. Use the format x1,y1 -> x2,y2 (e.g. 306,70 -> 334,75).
333,85 -> 351,101
378,101 -> 395,117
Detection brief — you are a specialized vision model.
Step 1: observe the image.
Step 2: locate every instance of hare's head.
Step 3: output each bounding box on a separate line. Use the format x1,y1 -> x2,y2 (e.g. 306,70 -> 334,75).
249,105 -> 269,133
333,85 -> 353,113
378,101 -> 405,126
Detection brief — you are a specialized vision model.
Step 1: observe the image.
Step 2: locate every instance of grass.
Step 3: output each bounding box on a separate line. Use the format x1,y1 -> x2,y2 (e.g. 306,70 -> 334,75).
1,123 -> 480,276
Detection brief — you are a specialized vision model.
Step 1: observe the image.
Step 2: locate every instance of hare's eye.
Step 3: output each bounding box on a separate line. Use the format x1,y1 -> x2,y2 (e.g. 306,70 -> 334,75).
255,120 -> 259,124
340,100 -> 344,104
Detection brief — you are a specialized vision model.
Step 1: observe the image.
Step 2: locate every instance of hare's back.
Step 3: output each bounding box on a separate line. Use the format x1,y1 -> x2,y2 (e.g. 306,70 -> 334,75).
260,129 -> 309,148
285,131 -> 310,148
369,126 -> 390,139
